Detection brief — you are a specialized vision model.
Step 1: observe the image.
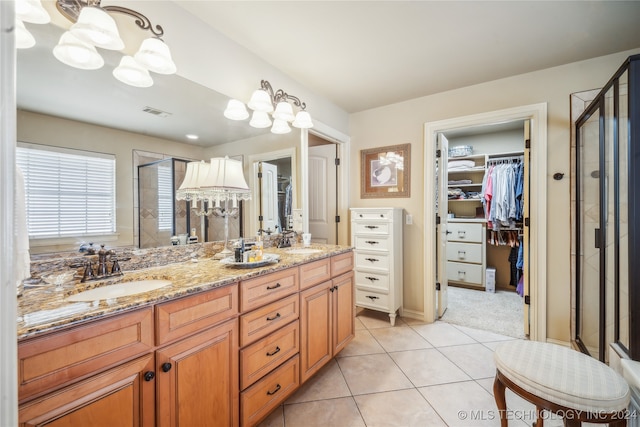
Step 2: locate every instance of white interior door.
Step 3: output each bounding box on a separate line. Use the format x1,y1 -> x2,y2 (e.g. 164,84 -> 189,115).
522,121 -> 531,335
256,161 -> 279,233
437,133 -> 449,317
308,144 -> 337,244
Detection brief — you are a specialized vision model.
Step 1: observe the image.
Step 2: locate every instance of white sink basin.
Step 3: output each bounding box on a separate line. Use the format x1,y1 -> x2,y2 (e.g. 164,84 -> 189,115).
287,248 -> 323,255
66,280 -> 172,302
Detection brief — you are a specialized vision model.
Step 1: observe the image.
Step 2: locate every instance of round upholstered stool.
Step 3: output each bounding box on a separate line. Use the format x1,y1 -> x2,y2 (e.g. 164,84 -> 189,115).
493,340 -> 630,427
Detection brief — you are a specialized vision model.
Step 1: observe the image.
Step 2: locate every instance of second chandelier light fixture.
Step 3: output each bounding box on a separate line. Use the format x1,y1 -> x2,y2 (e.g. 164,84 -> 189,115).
224,80 -> 313,134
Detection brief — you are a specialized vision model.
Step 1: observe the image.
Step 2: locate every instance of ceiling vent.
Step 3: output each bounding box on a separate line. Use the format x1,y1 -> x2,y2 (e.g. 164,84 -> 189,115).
142,106 -> 172,118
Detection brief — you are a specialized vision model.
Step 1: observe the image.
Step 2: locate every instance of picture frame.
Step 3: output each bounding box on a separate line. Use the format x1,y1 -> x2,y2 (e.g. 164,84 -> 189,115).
360,143 -> 411,198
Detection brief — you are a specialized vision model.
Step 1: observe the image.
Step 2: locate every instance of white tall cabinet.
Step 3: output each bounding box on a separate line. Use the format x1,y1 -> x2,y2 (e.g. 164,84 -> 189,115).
350,208 -> 403,325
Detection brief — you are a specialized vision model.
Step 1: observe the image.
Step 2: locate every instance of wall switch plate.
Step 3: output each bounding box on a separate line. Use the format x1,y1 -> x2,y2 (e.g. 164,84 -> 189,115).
406,214 -> 413,225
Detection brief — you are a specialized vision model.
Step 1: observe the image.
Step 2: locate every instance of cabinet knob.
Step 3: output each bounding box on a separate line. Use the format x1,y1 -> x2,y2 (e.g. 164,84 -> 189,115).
144,371 -> 155,382
161,362 -> 172,373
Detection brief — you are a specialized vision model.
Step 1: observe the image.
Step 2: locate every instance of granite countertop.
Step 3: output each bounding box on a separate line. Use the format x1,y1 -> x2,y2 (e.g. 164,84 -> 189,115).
18,244 -> 353,341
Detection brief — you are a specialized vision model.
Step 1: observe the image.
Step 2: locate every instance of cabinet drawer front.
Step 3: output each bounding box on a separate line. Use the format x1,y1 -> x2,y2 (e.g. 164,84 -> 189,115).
446,222 -> 484,243
240,320 -> 299,390
240,268 -> 299,312
354,252 -> 390,271
331,251 -> 354,277
18,307 -> 154,402
446,261 -> 484,285
241,355 -> 299,427
354,235 -> 390,251
352,222 -> 390,235
446,242 -> 483,264
355,271 -> 389,293
299,258 -> 331,290
355,288 -> 391,311
352,209 -> 395,220
156,284 -> 238,346
240,294 -> 299,347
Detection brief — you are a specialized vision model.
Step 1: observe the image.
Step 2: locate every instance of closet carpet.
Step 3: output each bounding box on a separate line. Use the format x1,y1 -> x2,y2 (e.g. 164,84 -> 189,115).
440,286 -> 525,339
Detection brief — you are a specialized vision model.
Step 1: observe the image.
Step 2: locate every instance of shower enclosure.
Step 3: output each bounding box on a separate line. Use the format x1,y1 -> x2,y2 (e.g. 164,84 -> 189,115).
575,54 -> 640,361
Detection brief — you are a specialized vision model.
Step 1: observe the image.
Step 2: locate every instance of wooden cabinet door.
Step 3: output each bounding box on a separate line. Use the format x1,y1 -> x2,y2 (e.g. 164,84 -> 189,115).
332,271 -> 355,355
299,281 -> 333,383
19,354 -> 155,427
156,318 -> 239,427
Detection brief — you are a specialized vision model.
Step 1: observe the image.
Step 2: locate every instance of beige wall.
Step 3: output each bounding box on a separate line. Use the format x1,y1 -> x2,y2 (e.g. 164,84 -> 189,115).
17,110 -> 205,253
348,48 -> 640,343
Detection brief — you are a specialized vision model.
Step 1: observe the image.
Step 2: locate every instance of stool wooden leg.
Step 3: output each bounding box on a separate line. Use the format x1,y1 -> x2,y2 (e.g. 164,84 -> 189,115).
534,406 -> 544,427
493,372 -> 508,427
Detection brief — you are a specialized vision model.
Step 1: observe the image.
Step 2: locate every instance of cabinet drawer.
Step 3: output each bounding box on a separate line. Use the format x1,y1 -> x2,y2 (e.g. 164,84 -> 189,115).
446,242 -> 483,264
240,268 -> 299,312
355,270 -> 389,293
156,284 -> 238,346
241,355 -> 299,427
240,294 -> 299,347
299,258 -> 331,290
354,251 -> 390,271
446,261 -> 484,285
352,222 -> 390,235
240,320 -> 299,390
447,222 -> 484,243
18,307 -> 154,403
352,209 -> 395,221
355,288 -> 390,311
354,235 -> 390,251
331,251 -> 354,277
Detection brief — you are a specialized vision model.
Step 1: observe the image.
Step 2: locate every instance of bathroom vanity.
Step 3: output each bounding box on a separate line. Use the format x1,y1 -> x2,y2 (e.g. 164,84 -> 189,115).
17,244 -> 354,427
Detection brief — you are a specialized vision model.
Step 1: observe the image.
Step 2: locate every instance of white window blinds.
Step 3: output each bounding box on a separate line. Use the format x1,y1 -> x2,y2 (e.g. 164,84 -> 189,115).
157,162 -> 173,231
16,144 -> 116,239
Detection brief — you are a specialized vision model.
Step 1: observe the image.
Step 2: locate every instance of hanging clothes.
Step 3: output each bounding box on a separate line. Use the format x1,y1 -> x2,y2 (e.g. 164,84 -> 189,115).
482,160 -> 524,229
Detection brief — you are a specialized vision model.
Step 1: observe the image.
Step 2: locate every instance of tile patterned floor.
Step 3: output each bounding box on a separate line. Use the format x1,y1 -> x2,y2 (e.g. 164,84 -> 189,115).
258,309 -> 569,427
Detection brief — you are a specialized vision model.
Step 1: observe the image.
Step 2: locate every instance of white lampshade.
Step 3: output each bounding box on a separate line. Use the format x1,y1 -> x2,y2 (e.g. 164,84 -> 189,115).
224,99 -> 249,120
134,37 -> 177,75
247,89 -> 274,113
292,110 -> 314,129
70,6 -> 124,50
271,119 -> 291,134
249,111 -> 272,129
16,0 -> 50,24
178,161 -> 211,190
202,157 -> 250,193
16,19 -> 35,49
113,56 -> 153,87
53,31 -> 104,70
272,101 -> 295,122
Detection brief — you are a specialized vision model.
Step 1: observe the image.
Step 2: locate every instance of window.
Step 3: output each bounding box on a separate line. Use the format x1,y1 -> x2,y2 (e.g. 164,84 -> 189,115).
16,143 -> 116,239
157,161 -> 173,231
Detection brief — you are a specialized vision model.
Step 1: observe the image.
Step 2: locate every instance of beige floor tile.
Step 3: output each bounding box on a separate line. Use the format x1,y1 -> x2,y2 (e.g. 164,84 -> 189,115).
256,405 -> 284,427
336,328 -> 386,357
286,359 -> 351,403
482,339 -> 519,351
354,388 -> 447,427
369,325 -> 432,352
338,353 -> 413,395
283,397 -> 366,427
438,343 -> 497,379
357,309 -> 405,329
453,324 -> 517,343
411,322 -> 477,347
355,316 -> 366,330
390,348 -> 471,387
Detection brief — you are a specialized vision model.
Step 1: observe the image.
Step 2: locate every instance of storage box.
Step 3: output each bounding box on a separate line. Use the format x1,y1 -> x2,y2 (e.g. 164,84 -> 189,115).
485,267 -> 496,293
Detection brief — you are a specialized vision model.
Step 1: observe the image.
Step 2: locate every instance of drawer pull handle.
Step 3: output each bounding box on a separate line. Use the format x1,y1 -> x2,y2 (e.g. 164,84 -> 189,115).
364,258 -> 379,263
144,371 -> 155,382
161,362 -> 172,373
267,384 -> 282,396
365,276 -> 379,282
458,231 -> 466,237
266,282 -> 281,290
366,295 -> 380,301
365,240 -> 380,245
458,251 -> 466,256
266,346 -> 281,357
365,225 -> 379,229
458,271 -> 466,276
266,313 -> 281,321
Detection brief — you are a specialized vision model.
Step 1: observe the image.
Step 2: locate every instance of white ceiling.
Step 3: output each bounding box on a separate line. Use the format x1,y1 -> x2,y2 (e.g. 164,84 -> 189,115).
17,1 -> 640,146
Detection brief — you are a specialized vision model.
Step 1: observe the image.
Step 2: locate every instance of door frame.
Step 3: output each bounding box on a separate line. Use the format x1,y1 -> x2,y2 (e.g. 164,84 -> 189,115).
423,103 -> 548,342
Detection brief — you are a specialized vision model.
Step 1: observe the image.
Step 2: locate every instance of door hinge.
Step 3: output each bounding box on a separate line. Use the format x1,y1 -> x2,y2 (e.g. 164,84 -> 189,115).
335,215 -> 341,223
258,215 -> 263,221
524,218 -> 530,227
524,295 -> 530,305
436,214 -> 441,225
436,282 -> 441,291
594,228 -> 601,249
335,158 -> 340,166
257,172 -> 263,178
525,139 -> 531,149
436,149 -> 442,158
